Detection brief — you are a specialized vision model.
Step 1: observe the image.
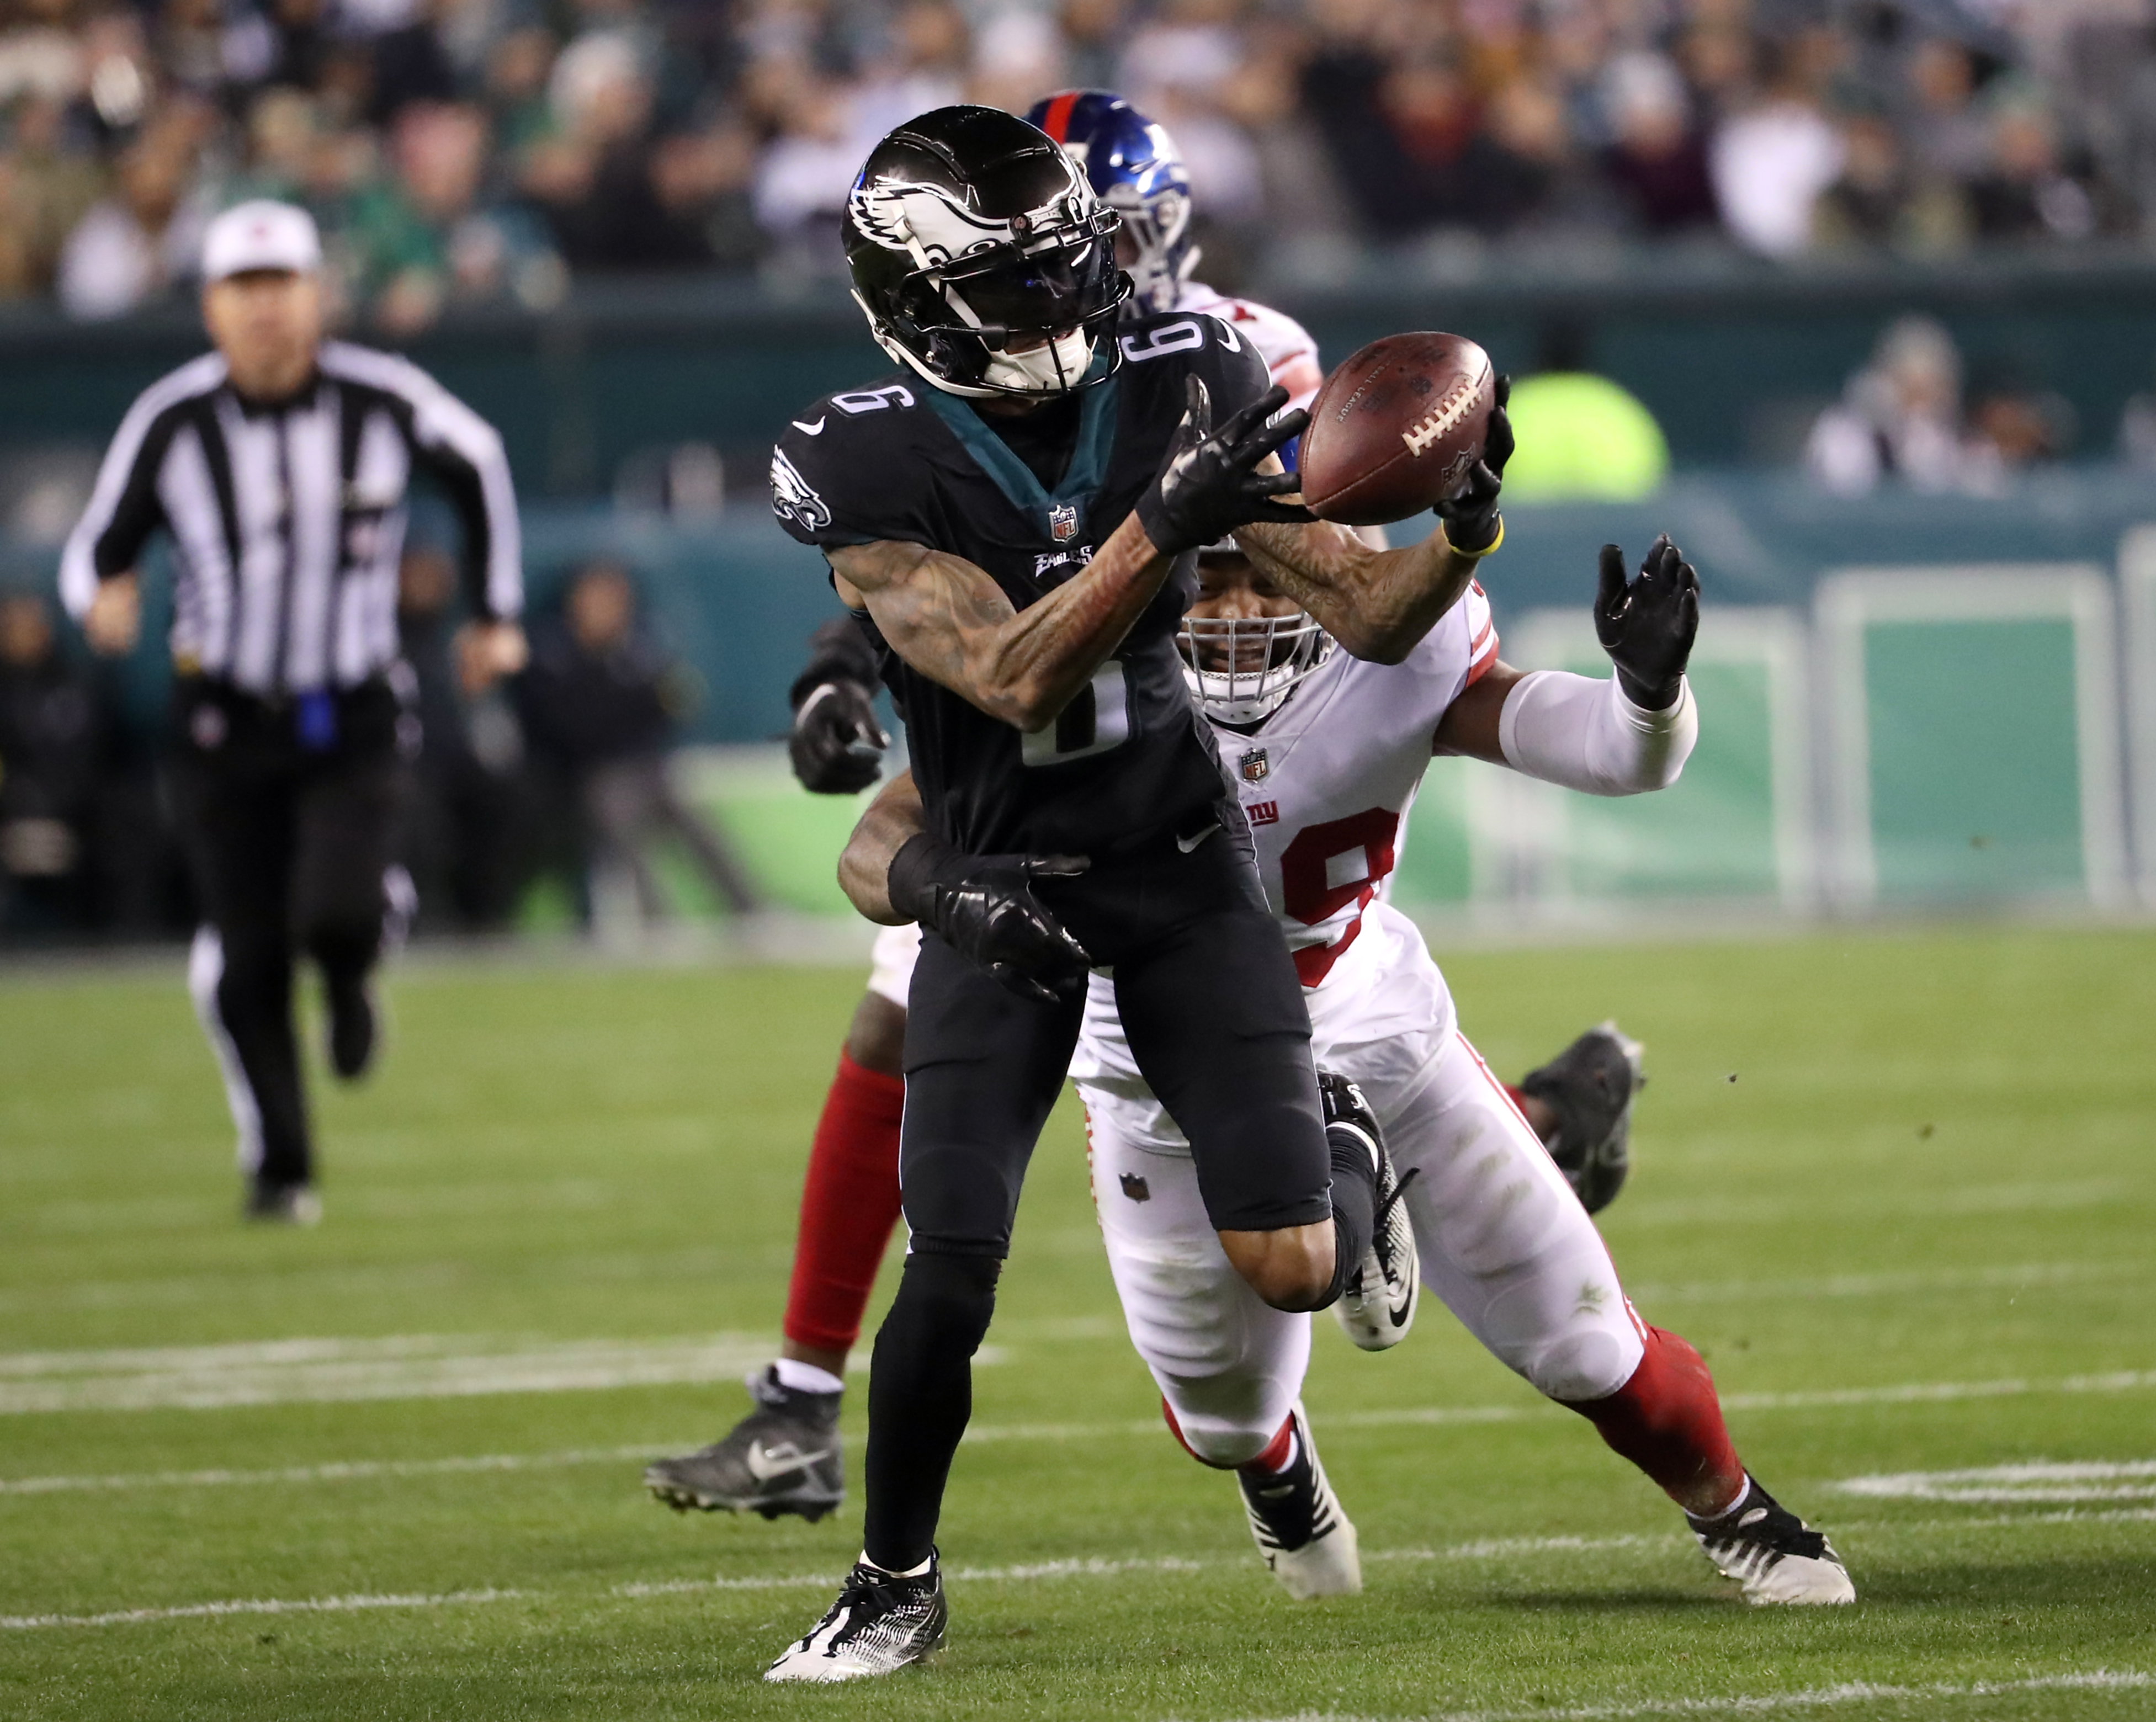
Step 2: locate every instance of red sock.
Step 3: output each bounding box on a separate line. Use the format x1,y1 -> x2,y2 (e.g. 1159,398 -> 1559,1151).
780,1051 -> 906,1355
1565,1321 -> 1746,1518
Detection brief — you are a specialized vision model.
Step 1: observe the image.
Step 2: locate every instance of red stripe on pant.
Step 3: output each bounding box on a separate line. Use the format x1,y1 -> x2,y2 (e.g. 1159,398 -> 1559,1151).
780,1051 -> 907,1355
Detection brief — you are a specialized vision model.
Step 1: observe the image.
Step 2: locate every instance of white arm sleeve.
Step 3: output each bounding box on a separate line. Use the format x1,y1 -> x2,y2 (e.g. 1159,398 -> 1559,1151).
1497,670 -> 1698,797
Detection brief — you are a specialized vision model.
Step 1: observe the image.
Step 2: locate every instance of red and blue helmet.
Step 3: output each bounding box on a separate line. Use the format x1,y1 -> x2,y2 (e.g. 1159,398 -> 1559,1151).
1026,90 -> 1196,316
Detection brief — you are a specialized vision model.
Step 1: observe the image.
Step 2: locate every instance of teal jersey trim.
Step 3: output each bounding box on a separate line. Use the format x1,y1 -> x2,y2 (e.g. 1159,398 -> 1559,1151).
923,376 -> 1122,548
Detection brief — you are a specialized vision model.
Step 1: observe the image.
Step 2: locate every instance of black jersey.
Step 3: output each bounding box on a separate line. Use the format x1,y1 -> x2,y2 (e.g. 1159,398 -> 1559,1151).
772,310 -> 1272,858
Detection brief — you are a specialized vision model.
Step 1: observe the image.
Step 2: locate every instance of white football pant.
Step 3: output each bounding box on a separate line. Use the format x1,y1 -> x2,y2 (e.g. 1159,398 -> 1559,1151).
1082,1022 -> 1647,1466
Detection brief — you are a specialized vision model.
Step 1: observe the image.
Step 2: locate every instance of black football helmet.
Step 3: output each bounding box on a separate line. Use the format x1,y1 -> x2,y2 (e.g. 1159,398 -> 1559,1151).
843,105 -> 1130,400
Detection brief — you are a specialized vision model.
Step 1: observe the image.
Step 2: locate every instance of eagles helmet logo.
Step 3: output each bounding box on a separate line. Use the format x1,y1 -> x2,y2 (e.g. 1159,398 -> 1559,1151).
846,177 -> 1011,269
770,448 -> 832,534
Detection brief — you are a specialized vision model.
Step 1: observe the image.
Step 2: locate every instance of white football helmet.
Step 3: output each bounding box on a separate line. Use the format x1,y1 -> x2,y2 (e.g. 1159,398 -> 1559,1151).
1176,542 -> 1334,725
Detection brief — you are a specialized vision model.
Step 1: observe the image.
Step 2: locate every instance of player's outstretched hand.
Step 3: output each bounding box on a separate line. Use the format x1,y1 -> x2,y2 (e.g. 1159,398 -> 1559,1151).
1434,374 -> 1511,555
1595,534 -> 1700,710
1137,378 -> 1313,558
790,679 -> 888,794
887,837 -> 1093,1006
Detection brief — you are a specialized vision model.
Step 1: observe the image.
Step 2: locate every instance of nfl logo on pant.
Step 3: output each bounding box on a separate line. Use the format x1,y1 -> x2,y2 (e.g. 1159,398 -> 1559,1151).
1048,503 -> 1079,542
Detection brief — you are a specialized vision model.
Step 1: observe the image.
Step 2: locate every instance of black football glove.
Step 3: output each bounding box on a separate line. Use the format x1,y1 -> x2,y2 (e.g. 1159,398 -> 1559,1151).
1433,374 -> 1512,554
1135,378 -> 1312,558
789,679 -> 888,794
1595,534 -> 1700,710
886,834 -> 1092,1007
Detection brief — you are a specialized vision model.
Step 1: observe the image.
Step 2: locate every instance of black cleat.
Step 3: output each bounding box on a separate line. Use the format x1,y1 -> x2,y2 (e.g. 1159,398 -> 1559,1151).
1687,1477 -> 1856,1605
1319,1070 -> 1418,1350
1237,1402 -> 1361,1598
245,1179 -> 322,1226
765,1553 -> 947,1682
325,973 -> 378,1081
1518,1021 -> 1644,1213
644,1365 -> 843,1519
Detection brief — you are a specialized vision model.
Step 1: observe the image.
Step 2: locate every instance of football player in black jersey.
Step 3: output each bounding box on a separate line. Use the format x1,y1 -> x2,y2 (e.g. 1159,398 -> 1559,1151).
761,106 -> 1501,1682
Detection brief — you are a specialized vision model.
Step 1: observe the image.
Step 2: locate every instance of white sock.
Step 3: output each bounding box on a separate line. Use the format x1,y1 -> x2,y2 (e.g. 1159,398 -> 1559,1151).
861,1549 -> 933,1577
773,1358 -> 846,1396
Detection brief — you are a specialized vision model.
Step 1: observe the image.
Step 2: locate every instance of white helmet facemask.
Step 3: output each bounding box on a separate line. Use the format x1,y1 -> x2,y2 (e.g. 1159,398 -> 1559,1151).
1177,608 -> 1335,725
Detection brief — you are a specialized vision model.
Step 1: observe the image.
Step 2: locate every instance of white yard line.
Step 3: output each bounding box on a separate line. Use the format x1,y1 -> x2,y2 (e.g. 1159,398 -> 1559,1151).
14,1513 -> 2155,1635
1625,1260 -> 2147,1305
0,1443 -> 683,1496
0,1333 -> 1013,1415
0,1587 -> 528,1632
1835,1459 -> 2156,1504
1202,1669 -> 2153,1722
7,1368 -> 2154,1490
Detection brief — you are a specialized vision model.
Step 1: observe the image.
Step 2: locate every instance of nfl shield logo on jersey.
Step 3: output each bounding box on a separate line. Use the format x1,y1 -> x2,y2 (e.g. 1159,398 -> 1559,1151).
1048,502 -> 1079,543
1239,748 -> 1270,783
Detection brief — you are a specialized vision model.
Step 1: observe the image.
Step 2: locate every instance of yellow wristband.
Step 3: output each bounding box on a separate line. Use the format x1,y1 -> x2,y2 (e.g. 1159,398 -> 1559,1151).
1445,514 -> 1504,559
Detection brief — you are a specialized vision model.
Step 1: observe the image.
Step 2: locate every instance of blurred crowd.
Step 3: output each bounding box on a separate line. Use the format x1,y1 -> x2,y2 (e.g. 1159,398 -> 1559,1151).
0,549 -> 761,942
2,0 -> 2155,329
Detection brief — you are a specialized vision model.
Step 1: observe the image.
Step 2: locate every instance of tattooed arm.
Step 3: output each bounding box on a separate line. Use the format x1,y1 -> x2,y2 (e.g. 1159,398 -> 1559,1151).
827,513 -> 1175,734
1231,514 -> 1485,666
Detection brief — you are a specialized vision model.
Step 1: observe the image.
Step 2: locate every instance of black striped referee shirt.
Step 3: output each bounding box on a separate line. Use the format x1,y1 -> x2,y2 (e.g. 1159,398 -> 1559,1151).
60,341 -> 521,696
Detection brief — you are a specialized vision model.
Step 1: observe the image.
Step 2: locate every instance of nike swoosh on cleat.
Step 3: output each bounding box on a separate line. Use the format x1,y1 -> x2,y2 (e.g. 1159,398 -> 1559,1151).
744,1441 -> 832,1483
792,418 -> 827,435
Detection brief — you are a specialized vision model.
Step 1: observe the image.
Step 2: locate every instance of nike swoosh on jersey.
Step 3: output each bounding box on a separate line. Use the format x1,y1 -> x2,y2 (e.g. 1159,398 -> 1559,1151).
1175,824 -> 1219,853
792,418 -> 827,435
745,1440 -> 833,1482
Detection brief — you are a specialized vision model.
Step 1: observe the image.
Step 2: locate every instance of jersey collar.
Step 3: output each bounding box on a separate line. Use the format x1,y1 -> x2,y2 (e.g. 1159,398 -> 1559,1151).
923,375 -> 1121,549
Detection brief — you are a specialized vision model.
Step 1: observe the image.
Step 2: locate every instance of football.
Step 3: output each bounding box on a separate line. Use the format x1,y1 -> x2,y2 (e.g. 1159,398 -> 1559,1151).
1296,332 -> 1497,526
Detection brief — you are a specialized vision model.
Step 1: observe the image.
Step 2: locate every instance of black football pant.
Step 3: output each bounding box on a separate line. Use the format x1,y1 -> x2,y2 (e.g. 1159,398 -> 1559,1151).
863,820 -> 1334,1571
170,677 -> 411,1190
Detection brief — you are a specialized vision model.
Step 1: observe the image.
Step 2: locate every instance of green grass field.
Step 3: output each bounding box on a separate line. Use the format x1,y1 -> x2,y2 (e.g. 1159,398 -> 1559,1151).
2,926 -> 2153,1720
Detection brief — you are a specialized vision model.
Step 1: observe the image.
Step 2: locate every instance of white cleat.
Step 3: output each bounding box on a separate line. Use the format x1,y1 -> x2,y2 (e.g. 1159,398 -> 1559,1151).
764,1556 -> 947,1681
1238,1404 -> 1363,1599
1320,1072 -> 1419,1351
1688,1480 -> 1856,1606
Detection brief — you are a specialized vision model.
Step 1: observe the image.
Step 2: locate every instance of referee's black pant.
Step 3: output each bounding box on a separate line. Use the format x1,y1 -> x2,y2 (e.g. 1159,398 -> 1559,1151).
169,676 -> 412,1190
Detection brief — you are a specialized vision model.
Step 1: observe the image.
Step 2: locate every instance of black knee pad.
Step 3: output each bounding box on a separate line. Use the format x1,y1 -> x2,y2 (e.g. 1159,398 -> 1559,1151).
885,1252 -> 1002,1356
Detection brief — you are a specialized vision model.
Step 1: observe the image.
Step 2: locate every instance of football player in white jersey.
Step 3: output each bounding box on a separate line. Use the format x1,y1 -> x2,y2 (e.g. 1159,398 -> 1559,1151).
835,530 -> 1855,1613
645,91 -> 1643,1528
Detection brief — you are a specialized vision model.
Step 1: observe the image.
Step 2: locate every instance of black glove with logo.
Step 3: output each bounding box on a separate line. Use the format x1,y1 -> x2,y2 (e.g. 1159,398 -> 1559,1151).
786,618 -> 888,794
1594,534 -> 1700,710
886,834 -> 1092,1007
1135,378 -> 1312,559
1433,374 -> 1513,554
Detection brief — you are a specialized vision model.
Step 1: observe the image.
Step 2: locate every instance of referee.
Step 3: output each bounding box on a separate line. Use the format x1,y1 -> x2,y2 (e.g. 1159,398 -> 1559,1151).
60,200 -> 526,1223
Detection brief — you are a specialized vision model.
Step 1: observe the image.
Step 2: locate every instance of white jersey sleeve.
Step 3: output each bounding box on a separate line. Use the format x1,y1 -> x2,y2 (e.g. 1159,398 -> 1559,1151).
1175,281 -> 1326,415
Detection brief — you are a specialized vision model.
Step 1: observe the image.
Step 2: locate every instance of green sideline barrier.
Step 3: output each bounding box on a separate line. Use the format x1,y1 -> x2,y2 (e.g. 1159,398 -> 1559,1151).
1815,567 -> 2127,908
7,475 -> 2155,917
1402,608 -> 1810,910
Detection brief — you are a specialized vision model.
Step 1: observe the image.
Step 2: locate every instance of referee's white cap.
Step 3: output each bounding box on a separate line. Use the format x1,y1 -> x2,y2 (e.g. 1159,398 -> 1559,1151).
202,200 -> 322,281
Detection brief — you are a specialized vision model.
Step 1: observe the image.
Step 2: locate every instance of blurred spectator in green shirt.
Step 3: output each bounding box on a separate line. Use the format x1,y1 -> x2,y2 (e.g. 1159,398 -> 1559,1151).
344,98 -> 562,334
